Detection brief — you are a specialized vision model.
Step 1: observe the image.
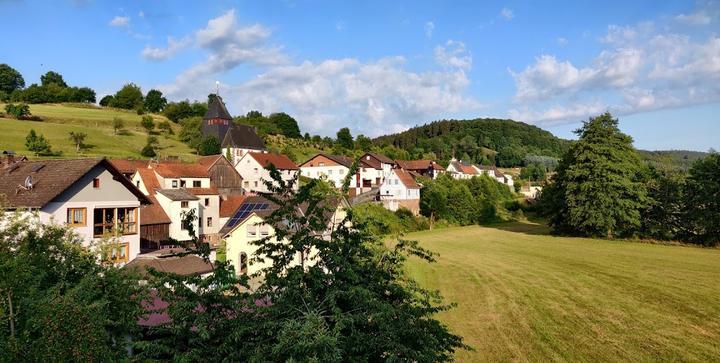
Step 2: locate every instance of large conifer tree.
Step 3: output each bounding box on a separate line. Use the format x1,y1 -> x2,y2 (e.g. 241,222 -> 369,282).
544,113 -> 649,238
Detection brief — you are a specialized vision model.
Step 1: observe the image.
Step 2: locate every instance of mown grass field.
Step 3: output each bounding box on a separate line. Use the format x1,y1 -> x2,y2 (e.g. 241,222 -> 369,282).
403,222 -> 720,362
0,103 -> 196,159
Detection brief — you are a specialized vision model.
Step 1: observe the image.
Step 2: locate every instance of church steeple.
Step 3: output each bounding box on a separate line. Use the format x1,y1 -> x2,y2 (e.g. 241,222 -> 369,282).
202,92 -> 233,143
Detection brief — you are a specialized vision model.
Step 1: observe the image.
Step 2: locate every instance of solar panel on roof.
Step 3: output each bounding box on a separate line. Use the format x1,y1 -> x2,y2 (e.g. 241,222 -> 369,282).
224,202 -> 272,230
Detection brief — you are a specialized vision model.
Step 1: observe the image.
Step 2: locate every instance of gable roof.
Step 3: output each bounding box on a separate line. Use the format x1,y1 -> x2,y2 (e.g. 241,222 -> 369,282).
141,195 -> 172,225
218,195 -> 278,236
156,188 -> 200,201
0,158 -> 149,208
152,163 -> 210,178
393,168 -> 421,189
449,160 -> 479,175
203,95 -> 233,120
196,155 -> 224,169
136,168 -> 161,194
361,152 -> 395,169
125,250 -> 214,277
221,124 -> 266,150
248,152 -> 298,170
395,159 -> 445,171
300,153 -> 354,168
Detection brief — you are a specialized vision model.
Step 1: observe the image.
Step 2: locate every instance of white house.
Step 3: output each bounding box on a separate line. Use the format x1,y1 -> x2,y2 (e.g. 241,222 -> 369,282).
235,152 -> 299,193
446,158 -> 480,179
357,152 -> 395,190
299,153 -> 358,189
0,158 -> 149,265
379,168 -> 421,215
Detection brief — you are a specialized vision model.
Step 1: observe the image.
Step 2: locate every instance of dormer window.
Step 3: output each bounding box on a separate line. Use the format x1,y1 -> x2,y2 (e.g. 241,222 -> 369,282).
172,180 -> 178,188
193,180 -> 201,187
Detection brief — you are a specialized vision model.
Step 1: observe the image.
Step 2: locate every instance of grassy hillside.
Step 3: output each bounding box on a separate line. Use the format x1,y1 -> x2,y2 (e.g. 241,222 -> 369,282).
0,103 -> 197,160
403,223 -> 720,362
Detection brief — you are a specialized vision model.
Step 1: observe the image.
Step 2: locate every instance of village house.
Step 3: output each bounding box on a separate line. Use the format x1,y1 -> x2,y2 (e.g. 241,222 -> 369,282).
356,152 -> 395,193
0,158 -> 150,265
197,155 -> 245,196
446,158 -> 481,179
235,152 -> 299,193
395,159 -> 445,179
299,153 -> 358,189
379,168 -> 422,215
220,195 -> 349,277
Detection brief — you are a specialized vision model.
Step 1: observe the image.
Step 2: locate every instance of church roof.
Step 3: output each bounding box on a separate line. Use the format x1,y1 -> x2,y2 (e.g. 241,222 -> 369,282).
203,95 -> 233,120
221,124 -> 266,150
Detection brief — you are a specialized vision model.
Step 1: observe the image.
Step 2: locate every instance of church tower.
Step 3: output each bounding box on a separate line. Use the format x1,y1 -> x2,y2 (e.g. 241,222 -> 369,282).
202,93 -> 233,143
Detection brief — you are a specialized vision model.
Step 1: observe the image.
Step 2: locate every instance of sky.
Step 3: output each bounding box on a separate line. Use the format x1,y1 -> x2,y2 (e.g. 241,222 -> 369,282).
2,0 -> 719,151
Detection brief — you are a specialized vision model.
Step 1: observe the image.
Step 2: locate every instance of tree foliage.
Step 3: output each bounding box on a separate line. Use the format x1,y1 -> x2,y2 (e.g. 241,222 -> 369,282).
541,113 -> 649,238
40,71 -> 67,87
683,153 -> 720,246
4,103 -> 30,119
24,129 -> 52,156
68,131 -> 87,152
163,100 -> 207,122
198,136 -> 221,156
0,64 -> 24,94
336,127 -> 353,149
140,115 -> 154,134
144,89 -> 167,113
110,83 -> 144,110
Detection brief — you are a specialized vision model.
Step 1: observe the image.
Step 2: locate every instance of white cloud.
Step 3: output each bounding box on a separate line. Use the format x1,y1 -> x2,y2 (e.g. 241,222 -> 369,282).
500,8 -> 514,20
509,7 -> 720,124
425,21 -> 434,38
141,36 -> 191,61
675,11 -> 712,25
109,16 -> 130,27
557,37 -> 568,46
434,40 -> 472,70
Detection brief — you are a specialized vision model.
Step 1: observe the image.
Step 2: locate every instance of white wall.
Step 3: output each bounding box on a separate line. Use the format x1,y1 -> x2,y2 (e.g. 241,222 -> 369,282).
379,170 -> 420,200
155,193 -> 200,242
235,154 -> 298,193
300,165 -> 356,188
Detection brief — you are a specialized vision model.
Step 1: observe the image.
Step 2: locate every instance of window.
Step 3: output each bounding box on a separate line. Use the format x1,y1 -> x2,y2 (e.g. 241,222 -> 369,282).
204,198 -> 210,206
136,180 -> 140,187
328,169 -> 333,175
181,201 -> 189,208
93,208 -> 137,237
107,243 -> 129,264
243,181 -> 249,187
93,178 -> 100,188
339,169 -> 344,175
254,181 -> 258,187
180,180 -> 186,187
253,168 -> 258,174
66,208 -> 86,227
193,180 -> 201,187
319,162 -> 325,167
247,226 -> 257,238
172,180 -> 178,188
259,224 -> 270,236
238,252 -> 248,275
207,217 -> 213,227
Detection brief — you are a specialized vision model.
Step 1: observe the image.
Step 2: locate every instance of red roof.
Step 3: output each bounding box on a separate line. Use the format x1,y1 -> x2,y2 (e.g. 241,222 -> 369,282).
153,163 -> 210,178
249,152 -> 298,170
395,159 -> 445,172
197,155 -> 224,169
394,168 -> 421,189
220,195 -> 247,217
110,159 -> 150,175
137,168 -> 161,194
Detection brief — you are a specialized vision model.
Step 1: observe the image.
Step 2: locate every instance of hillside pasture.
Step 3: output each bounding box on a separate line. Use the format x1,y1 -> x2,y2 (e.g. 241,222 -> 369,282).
0,103 -> 196,159
403,223 -> 720,362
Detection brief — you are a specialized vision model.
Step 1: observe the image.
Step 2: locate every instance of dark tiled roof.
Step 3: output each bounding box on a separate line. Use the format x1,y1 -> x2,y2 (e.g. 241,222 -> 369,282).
0,158 -> 149,208
221,124 -> 266,150
196,155 -> 224,169
203,95 -> 233,120
125,253 -> 214,277
394,169 -> 421,189
300,153 -> 354,168
141,195 -> 171,225
156,188 -> 200,201
395,159 -> 445,171
365,152 -> 395,165
249,152 -> 298,170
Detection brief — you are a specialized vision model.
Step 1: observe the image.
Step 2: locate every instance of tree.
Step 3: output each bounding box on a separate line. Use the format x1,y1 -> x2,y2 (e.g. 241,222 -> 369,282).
40,71 -> 67,87
683,153 -> 720,246
178,117 -> 203,151
354,134 -> 372,151
0,64 -> 24,94
111,83 -> 144,110
112,117 -> 125,135
420,178 -> 448,229
68,131 -> 87,152
163,100 -> 195,122
4,103 -> 30,119
135,166 -> 466,360
0,214 -> 144,361
99,95 -> 114,107
157,120 -> 174,135
268,112 -> 301,138
141,136 -> 159,157
141,115 -> 154,134
144,89 -> 167,113
541,113 -> 649,238
25,129 -> 52,156
198,136 -> 221,156
336,127 -> 353,149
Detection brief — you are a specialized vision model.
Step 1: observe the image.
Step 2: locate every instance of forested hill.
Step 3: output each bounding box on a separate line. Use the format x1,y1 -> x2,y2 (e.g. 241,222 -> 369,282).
372,118 -> 571,167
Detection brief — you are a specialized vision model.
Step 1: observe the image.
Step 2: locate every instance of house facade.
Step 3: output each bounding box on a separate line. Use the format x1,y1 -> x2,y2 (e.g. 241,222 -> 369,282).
0,158 -> 149,265
395,159 -> 445,179
379,168 -> 421,215
197,155 -> 245,196
357,152 -> 395,188
299,153 -> 357,189
235,152 -> 299,193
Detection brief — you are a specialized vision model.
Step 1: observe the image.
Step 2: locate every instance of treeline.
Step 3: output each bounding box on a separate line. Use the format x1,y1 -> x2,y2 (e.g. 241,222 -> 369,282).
539,113 -> 719,246
0,64 -> 95,103
373,118 -> 571,167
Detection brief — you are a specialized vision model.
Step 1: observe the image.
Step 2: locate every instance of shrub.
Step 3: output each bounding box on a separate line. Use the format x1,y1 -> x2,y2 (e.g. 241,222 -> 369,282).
4,103 -> 30,119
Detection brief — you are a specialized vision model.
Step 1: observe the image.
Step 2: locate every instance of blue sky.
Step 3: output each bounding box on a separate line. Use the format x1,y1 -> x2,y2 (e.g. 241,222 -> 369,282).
2,0 -> 719,151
